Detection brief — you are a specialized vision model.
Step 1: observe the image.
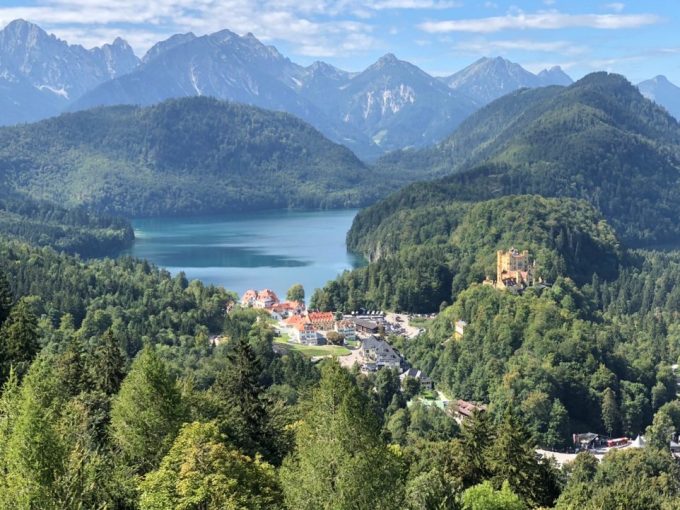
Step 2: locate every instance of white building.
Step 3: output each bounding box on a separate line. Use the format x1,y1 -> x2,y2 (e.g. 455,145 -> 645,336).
359,335 -> 402,370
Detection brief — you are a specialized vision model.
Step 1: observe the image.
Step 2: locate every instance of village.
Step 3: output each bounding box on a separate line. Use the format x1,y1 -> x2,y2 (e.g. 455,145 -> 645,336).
238,248 -> 680,464
239,287 -> 422,371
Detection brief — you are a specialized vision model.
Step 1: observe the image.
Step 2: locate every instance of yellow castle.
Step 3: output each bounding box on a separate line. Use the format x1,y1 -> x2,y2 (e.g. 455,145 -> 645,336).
495,248 -> 534,290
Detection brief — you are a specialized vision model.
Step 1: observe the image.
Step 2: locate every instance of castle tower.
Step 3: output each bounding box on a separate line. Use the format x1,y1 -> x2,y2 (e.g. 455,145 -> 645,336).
496,247 -> 532,289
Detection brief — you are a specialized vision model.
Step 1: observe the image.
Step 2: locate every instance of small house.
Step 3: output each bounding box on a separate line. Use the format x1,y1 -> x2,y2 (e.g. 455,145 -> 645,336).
455,320 -> 467,338
400,367 -> 434,391
353,318 -> 380,335
452,399 -> 487,422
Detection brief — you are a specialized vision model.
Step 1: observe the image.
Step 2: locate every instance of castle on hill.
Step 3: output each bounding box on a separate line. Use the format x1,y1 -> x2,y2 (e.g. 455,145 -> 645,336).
485,247 -> 536,290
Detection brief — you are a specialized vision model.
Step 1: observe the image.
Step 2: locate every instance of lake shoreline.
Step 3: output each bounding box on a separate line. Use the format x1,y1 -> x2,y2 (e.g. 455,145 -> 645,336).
123,209 -> 366,298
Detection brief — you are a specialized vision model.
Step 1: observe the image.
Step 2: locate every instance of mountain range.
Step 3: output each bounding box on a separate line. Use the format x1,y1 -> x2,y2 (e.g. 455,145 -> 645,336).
309,71 -> 680,317
0,19 -> 574,160
0,19 -> 139,124
442,56 -> 572,105
355,72 -> 680,249
5,18 -> 680,162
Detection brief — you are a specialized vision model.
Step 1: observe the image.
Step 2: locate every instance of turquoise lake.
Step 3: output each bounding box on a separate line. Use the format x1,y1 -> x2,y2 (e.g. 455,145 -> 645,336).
125,209 -> 365,298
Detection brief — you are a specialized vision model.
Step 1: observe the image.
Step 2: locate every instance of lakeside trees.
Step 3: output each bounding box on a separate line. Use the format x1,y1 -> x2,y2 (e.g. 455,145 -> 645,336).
286,283 -> 305,303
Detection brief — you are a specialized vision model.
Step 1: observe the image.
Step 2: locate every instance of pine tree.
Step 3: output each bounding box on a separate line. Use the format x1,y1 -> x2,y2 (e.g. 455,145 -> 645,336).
0,367 -> 20,471
456,409 -> 494,486
487,411 -> 559,508
280,362 -> 404,510
87,329 -> 127,395
0,356 -> 68,508
545,399 -> 570,449
212,336 -> 281,463
55,336 -> 86,398
0,298 -> 39,382
601,387 -> 620,437
0,270 -> 13,326
110,348 -> 187,474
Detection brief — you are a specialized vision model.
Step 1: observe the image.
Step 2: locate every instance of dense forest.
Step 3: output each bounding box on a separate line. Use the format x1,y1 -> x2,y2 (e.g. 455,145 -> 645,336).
312,195 -> 622,313
0,97 -> 416,217
0,238 -> 678,508
0,192 -> 133,257
309,192 -> 680,455
370,73 -> 680,246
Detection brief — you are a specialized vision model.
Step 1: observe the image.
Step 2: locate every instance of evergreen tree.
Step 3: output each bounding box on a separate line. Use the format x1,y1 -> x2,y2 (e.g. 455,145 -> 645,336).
55,336 -> 86,398
487,412 -> 559,508
280,362 -> 404,510
374,367 -> 401,411
212,336 -> 282,464
545,400 -> 570,449
0,270 -> 13,325
0,298 -> 39,382
601,387 -> 620,437
110,347 -> 187,474
0,356 -> 68,509
0,367 -> 20,475
455,410 -> 494,486
87,329 -> 127,395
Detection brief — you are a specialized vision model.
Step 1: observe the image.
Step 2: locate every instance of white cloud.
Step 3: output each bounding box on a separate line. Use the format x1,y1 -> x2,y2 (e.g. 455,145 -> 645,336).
0,0 -> 456,56
454,38 -> 587,56
370,0 -> 462,8
604,3 -> 625,13
419,10 -> 660,33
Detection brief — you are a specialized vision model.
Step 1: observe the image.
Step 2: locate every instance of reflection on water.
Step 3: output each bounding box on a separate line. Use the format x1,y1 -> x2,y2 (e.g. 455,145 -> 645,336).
124,209 -> 365,297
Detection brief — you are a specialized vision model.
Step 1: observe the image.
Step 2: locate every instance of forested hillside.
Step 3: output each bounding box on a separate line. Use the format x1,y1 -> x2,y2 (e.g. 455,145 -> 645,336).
372,73 -> 680,246
0,97 -> 406,217
313,195 -> 621,313
0,236 -> 678,508
0,192 -> 133,256
393,272 -> 680,447
310,190 -> 680,468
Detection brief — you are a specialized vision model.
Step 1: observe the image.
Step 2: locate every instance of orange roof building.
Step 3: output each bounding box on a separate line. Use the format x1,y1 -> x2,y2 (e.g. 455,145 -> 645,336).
241,289 -> 258,306
285,314 -> 318,345
241,288 -> 281,309
308,311 -> 335,331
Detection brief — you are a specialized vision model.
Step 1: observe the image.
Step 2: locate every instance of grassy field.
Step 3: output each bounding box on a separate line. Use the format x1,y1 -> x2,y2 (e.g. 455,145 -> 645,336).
409,316 -> 437,329
274,337 -> 351,358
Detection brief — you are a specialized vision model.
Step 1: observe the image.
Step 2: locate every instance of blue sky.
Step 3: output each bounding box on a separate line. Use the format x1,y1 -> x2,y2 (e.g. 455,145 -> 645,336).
1,1 -> 678,82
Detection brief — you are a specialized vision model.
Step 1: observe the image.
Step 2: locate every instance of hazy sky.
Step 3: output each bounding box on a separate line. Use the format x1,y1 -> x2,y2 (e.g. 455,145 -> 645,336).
1,1 -> 678,82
